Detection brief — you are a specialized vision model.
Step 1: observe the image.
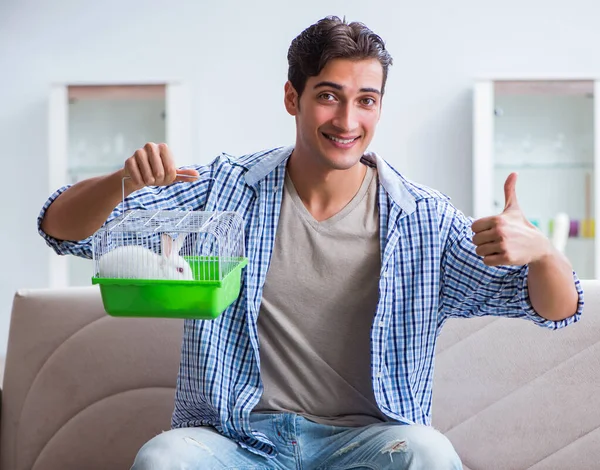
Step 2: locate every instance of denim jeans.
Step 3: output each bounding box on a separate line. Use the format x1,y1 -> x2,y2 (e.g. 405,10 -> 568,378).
131,412 -> 463,470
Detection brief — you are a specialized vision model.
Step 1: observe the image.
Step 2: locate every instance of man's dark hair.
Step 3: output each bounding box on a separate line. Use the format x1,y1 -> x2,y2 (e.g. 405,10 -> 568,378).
287,16 -> 393,98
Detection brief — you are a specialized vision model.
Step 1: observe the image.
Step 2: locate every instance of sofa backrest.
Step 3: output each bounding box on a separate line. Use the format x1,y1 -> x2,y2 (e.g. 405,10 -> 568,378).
2,281 -> 599,470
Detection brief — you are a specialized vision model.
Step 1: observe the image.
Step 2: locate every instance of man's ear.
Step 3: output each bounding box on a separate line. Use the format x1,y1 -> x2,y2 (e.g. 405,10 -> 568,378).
284,81 -> 300,116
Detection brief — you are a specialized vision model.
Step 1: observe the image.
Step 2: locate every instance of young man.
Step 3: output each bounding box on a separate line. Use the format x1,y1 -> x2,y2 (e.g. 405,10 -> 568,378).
39,16 -> 582,470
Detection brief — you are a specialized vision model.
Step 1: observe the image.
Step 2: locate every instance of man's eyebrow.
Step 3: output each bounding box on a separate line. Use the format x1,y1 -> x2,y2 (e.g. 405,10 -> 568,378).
313,81 -> 381,95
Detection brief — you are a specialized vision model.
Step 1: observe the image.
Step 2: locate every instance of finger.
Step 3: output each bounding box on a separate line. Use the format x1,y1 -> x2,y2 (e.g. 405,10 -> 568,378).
135,147 -> 155,185
174,168 -> 200,182
475,242 -> 504,258
158,143 -> 177,184
472,229 -> 500,246
145,142 -> 162,185
124,157 -> 144,188
503,172 -> 519,211
471,216 -> 498,234
481,254 -> 508,267
134,148 -> 154,186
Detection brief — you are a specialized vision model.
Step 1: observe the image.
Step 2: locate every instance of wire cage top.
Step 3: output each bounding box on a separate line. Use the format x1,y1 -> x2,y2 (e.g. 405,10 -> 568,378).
90,209 -> 248,319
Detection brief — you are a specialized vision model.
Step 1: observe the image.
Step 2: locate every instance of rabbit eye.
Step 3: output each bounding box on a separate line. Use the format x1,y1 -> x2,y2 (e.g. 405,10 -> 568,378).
177,267 -> 184,274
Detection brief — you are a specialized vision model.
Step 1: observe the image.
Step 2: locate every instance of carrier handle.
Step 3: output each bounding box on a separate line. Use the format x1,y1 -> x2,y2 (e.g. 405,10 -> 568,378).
121,173 -> 200,207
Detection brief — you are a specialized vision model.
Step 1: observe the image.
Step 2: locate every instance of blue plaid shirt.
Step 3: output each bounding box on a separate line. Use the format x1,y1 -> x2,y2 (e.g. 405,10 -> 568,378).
38,146 -> 584,458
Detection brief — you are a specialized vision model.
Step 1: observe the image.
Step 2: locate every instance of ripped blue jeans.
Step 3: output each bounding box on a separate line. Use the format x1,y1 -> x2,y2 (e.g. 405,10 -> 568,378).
131,412 -> 463,470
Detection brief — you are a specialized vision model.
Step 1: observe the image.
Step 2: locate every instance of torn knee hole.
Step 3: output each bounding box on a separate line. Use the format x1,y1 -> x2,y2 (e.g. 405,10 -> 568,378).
381,439 -> 408,462
333,442 -> 361,457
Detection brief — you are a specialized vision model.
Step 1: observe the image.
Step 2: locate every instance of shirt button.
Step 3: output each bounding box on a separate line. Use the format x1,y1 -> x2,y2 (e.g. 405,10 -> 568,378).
378,321 -> 385,327
376,372 -> 383,378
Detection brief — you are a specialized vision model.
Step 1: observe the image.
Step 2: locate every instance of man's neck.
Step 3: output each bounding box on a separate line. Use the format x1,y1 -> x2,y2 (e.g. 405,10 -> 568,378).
286,151 -> 368,222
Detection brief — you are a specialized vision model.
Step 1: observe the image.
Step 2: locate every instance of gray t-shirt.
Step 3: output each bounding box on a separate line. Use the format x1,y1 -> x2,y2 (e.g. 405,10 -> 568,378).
253,165 -> 389,427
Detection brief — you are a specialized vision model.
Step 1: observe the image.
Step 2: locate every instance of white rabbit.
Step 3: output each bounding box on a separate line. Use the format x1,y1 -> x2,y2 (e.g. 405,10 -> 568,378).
98,233 -> 194,280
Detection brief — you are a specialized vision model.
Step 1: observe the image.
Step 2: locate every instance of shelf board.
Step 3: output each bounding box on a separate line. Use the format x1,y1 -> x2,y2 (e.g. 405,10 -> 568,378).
494,162 -> 593,170
68,85 -> 166,101
494,80 -> 594,96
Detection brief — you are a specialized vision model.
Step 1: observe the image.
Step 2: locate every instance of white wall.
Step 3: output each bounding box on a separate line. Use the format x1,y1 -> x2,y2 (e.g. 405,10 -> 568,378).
1,0 -> 600,354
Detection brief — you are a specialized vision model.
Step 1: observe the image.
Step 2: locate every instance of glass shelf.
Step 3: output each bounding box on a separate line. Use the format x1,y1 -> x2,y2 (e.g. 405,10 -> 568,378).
67,85 -> 166,286
474,78 -> 598,279
48,81 -> 192,289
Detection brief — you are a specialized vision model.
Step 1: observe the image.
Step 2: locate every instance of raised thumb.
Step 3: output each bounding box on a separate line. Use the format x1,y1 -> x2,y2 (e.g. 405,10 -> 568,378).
503,172 -> 519,212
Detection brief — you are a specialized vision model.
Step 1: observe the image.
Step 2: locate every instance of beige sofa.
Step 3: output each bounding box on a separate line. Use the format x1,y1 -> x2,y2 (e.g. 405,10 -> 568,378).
1,281 -> 599,470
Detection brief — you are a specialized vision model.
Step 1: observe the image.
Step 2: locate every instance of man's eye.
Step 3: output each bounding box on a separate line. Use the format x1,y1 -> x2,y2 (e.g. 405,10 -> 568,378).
362,98 -> 376,106
320,93 -> 335,101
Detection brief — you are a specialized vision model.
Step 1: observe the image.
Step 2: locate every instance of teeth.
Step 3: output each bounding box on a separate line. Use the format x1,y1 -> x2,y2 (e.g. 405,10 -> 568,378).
326,134 -> 356,144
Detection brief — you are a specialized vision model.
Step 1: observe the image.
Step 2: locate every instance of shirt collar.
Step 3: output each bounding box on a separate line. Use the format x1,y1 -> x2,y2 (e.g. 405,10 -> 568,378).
243,145 -> 416,215
243,146 -> 294,186
362,151 -> 417,215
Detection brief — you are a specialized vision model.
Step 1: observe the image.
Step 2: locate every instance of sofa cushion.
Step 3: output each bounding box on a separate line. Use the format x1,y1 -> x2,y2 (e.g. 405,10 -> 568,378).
432,279 -> 600,470
1,287 -> 183,470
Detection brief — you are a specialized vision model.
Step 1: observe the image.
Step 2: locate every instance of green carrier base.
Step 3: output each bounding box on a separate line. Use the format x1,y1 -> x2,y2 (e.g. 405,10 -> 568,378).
91,257 -> 248,320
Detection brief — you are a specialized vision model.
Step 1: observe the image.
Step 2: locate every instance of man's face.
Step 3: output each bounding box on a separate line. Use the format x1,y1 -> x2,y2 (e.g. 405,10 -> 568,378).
285,58 -> 383,171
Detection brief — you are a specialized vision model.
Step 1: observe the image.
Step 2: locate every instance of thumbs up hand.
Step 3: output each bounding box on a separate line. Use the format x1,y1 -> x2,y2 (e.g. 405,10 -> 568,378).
471,173 -> 552,266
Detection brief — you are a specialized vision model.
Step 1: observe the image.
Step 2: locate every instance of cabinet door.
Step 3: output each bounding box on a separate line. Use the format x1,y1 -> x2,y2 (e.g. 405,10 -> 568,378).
473,79 -> 596,279
47,82 -> 191,288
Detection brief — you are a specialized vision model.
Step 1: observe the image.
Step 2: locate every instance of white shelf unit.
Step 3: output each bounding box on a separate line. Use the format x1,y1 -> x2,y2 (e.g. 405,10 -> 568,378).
47,82 -> 193,288
473,79 -> 600,280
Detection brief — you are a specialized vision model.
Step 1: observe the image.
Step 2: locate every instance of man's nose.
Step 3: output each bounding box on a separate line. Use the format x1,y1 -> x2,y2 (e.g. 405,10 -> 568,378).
332,103 -> 358,133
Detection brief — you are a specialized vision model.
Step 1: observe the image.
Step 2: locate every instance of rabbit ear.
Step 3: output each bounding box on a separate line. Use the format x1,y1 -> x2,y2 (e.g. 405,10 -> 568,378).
172,234 -> 187,255
161,233 -> 174,258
